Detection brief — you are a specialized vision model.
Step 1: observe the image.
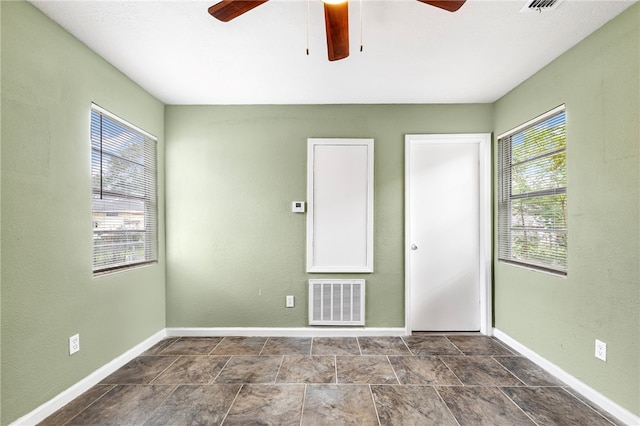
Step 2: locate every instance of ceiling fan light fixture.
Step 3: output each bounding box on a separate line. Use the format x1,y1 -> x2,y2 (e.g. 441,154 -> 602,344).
208,0 -> 466,62
323,0 -> 349,61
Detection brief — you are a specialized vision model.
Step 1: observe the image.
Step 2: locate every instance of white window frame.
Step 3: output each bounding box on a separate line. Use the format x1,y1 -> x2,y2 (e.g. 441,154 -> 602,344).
91,104 -> 158,275
497,105 -> 567,275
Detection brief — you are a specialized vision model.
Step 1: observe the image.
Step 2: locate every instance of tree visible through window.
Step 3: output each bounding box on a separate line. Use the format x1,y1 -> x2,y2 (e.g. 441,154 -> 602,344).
91,105 -> 158,274
498,105 -> 567,275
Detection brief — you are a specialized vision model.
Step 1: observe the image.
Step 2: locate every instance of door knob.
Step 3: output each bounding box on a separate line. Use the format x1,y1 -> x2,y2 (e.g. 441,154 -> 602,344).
411,244 -> 418,250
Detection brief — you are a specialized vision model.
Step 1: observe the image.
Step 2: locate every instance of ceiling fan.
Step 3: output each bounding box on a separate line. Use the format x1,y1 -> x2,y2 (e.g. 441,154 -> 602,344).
208,0 -> 466,61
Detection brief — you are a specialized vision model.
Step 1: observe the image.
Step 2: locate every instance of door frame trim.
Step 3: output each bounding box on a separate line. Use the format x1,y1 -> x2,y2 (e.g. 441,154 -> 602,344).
404,133 -> 492,335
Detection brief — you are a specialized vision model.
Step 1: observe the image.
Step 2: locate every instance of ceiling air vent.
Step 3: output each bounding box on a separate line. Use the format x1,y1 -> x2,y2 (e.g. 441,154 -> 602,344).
520,0 -> 563,12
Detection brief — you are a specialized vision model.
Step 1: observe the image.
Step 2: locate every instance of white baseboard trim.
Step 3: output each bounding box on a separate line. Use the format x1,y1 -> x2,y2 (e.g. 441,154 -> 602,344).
493,328 -> 639,426
10,329 -> 167,426
166,327 -> 408,337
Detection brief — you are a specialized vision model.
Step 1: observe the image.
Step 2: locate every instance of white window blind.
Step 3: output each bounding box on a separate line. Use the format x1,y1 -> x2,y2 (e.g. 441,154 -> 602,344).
498,105 -> 567,275
91,105 -> 158,274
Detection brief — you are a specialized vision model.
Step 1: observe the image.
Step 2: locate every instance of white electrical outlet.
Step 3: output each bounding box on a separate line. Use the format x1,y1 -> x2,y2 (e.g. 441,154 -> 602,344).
286,295 -> 294,308
69,334 -> 80,355
595,339 -> 606,361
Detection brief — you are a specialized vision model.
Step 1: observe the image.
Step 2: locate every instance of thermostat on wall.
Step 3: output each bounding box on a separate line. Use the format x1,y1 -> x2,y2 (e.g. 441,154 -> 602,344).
292,201 -> 306,213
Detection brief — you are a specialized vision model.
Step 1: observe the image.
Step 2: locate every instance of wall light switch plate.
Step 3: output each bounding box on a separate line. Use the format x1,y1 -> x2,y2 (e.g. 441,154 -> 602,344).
286,295 -> 294,307
292,201 -> 305,213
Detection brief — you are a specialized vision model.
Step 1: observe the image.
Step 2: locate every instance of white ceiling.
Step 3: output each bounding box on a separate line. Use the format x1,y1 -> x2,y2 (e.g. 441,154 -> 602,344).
29,0 -> 636,105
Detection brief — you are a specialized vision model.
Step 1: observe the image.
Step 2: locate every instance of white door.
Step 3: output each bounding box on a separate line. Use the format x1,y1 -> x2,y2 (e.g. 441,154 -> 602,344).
406,135 -> 486,331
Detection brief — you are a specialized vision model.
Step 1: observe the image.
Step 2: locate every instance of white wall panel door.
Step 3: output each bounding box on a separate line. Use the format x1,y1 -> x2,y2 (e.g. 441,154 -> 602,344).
406,134 -> 491,332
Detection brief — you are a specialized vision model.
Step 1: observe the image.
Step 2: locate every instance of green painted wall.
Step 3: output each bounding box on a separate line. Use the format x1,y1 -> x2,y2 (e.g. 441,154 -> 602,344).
1,0 -> 638,423
493,4 -> 639,416
0,2 -> 3,422
164,105 -> 493,328
0,2 -> 166,424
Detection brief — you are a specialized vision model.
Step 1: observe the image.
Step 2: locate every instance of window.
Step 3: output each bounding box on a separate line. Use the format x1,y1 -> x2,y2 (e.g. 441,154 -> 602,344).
91,104 -> 158,274
498,105 -> 567,275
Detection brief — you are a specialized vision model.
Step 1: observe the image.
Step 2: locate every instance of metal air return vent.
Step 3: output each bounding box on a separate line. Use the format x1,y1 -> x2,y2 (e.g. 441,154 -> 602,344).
520,0 -> 563,12
309,279 -> 365,326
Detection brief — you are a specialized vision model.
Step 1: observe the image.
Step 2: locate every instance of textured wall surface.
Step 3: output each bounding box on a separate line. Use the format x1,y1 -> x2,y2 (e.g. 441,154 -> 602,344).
2,0 -> 638,423
164,104 -> 493,328
0,2 -> 166,424
493,4 -> 639,416
0,2 -> 3,423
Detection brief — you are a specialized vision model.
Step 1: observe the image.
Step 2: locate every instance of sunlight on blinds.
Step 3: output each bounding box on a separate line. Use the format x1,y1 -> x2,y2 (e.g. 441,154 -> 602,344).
498,105 -> 567,275
91,105 -> 158,274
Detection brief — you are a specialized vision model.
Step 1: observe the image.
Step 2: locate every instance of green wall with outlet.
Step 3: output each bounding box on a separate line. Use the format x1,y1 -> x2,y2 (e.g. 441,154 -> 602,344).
164,104 -> 493,328
493,4 -> 639,416
0,2 -> 166,424
1,0 -> 638,424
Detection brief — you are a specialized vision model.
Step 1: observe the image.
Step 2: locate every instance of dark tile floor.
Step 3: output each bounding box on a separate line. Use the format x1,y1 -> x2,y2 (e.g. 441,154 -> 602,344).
40,335 -> 624,425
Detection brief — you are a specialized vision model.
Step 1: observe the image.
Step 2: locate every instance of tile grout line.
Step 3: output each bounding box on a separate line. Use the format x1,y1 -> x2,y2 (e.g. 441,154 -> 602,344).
207,336 -> 225,355
367,384 -> 383,426
219,383 -> 245,425
491,356 -> 530,387
492,337 -> 520,356
146,337 -> 179,356
487,356 -> 528,387
443,336 -> 466,356
299,383 -> 308,426
148,355 -> 182,385
157,336 -> 182,355
258,337 -> 269,356
559,387 -> 620,426
400,336 -> 414,356
433,386 -> 462,426
273,355 -> 285,384
386,355 -> 402,385
210,356 -> 234,384
497,387 -> 541,426
138,384 -> 181,426
437,356 -> 465,386
57,384 -> 116,426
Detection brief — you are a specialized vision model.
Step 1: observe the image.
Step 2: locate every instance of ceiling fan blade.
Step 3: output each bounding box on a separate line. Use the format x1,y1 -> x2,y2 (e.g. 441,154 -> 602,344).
324,2 -> 349,61
208,0 -> 269,22
417,0 -> 466,12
